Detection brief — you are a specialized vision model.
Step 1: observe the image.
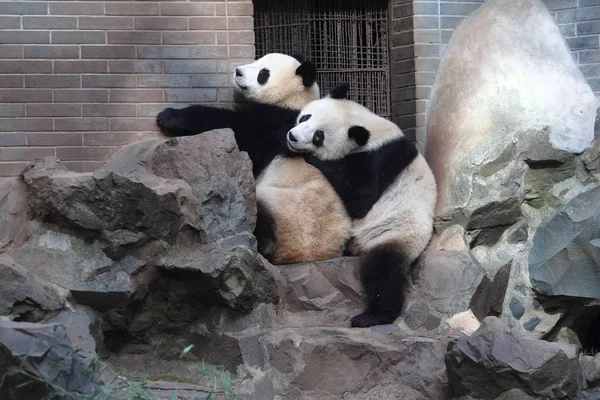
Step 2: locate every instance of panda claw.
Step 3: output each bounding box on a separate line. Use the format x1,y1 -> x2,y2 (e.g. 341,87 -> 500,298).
350,312 -> 394,328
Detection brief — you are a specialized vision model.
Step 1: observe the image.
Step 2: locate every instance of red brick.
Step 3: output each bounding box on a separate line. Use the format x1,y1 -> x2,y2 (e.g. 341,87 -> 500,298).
137,74 -> 190,88
0,134 -> 26,147
0,31 -> 49,45
138,103 -> 190,117
191,74 -> 228,88
82,75 -> 136,88
161,3 -> 213,16
24,46 -> 79,59
109,89 -> 163,103
27,104 -> 81,117
52,31 -> 106,45
54,90 -> 109,103
0,147 -> 55,162
0,46 -> 23,59
165,89 -> 217,102
0,162 -> 29,177
54,61 -> 108,74
55,118 -> 109,132
84,133 -> 139,147
0,119 -> 53,132
137,46 -> 190,59
109,61 -> 163,74
163,32 -> 215,45
0,105 -> 25,117
25,75 -> 80,89
0,90 -> 53,103
0,76 -> 24,89
79,17 -> 134,30
135,17 -> 188,30
49,3 -> 104,16
23,17 -> 78,30
189,17 -> 227,30
81,46 -> 136,59
28,133 -> 83,147
107,31 -> 162,45
106,2 -> 160,16
82,104 -> 137,117
227,2 -> 253,16
56,147 -> 117,161
164,60 -> 217,74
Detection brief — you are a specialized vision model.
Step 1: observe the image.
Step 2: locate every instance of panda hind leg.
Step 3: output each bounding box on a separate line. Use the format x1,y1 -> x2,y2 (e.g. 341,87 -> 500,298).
350,242 -> 408,328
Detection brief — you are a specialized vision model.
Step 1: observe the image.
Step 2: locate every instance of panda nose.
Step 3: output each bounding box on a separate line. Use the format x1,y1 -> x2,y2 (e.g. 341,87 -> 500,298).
288,132 -> 297,142
235,68 -> 243,77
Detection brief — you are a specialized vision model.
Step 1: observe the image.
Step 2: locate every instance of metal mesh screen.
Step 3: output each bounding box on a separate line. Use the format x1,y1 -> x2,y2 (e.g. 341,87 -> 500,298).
254,0 -> 390,119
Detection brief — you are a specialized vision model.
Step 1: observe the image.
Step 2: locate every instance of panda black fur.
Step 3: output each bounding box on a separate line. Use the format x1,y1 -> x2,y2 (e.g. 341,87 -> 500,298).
287,83 -> 437,327
156,53 -> 351,264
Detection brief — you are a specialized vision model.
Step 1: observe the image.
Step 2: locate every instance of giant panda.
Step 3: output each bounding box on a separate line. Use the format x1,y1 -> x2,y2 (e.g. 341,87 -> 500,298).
156,53 -> 351,264
286,83 -> 437,328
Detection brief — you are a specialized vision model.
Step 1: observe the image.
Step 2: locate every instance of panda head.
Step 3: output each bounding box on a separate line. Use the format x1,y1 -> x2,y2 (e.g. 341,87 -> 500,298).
233,53 -> 319,110
287,83 -> 404,160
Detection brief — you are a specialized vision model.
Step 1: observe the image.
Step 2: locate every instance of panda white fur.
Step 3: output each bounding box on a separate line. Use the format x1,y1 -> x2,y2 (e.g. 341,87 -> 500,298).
156,53 -> 351,264
287,83 -> 437,327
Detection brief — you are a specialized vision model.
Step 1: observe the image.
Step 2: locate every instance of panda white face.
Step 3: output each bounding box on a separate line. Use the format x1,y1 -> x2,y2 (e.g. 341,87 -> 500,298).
232,53 -> 319,109
287,97 -> 371,161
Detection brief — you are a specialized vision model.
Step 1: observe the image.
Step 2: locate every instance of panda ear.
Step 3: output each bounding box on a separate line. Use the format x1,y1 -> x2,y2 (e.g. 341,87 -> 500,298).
296,60 -> 317,88
328,83 -> 350,99
290,53 -> 306,63
348,126 -> 370,146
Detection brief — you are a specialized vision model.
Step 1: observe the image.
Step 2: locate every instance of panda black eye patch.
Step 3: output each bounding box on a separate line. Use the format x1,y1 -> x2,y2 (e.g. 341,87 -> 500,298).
299,114 -> 311,123
313,130 -> 325,147
257,68 -> 270,85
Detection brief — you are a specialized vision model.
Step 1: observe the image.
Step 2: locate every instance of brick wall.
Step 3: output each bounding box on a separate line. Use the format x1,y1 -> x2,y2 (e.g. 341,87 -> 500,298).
0,1 -> 255,176
392,0 -> 600,149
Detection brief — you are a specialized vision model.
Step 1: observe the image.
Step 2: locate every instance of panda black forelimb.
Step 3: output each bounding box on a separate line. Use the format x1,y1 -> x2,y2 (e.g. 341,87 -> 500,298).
350,242 -> 408,328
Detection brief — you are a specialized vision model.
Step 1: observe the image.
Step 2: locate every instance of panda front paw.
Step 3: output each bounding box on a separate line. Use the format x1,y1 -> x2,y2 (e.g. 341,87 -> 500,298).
350,312 -> 395,328
156,108 -> 187,136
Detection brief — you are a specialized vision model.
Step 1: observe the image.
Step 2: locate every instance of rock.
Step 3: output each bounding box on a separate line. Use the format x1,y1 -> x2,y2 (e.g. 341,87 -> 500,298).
529,186 -> 600,298
583,138 -> 600,174
446,316 -> 582,399
425,0 -> 597,215
47,311 -> 100,359
0,253 -> 63,321
469,261 -> 512,321
0,320 -> 103,399
410,249 -> 484,315
258,327 -> 450,399
582,353 -> 600,388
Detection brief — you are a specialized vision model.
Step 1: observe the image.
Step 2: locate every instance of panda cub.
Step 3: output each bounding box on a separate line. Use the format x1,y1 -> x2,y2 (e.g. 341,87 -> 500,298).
156,53 -> 351,264
287,83 -> 437,328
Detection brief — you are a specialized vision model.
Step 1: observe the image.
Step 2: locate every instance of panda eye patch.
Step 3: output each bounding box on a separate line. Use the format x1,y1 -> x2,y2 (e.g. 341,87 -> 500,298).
313,130 -> 324,147
299,114 -> 311,123
257,68 -> 270,85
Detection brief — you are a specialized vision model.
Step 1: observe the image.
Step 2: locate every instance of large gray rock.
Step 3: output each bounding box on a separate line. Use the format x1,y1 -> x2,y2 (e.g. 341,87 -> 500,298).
529,186 -> 600,298
446,317 -> 582,399
425,0 -> 597,215
581,353 -> 600,388
0,320 -> 103,399
0,253 -> 63,321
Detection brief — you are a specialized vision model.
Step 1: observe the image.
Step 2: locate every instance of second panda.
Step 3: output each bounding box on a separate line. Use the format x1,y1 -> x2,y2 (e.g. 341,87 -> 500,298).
287,83 -> 438,328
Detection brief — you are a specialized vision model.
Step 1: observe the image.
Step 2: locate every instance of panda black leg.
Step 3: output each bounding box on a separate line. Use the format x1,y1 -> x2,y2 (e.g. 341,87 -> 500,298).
350,243 -> 407,328
254,200 -> 278,263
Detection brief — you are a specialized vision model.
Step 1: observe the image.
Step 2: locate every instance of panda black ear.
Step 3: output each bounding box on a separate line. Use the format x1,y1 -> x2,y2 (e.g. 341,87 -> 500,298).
290,53 -> 306,63
328,83 -> 350,100
296,60 -> 317,88
348,126 -> 370,146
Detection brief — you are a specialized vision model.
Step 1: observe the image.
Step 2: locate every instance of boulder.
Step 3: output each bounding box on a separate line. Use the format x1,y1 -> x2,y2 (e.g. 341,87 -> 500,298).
446,317 -> 582,399
425,0 -> 597,215
529,186 -> 600,298
0,320 -> 103,399
0,252 -> 63,321
581,353 -> 600,388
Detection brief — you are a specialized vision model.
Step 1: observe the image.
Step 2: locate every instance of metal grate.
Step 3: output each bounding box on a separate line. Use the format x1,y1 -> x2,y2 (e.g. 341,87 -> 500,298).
254,0 -> 390,119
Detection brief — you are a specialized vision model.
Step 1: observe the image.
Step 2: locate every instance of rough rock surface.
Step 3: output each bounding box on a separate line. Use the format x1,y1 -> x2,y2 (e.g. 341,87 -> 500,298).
425,0 -> 597,214
446,317 -> 582,399
0,320 -> 104,399
529,186 -> 600,298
